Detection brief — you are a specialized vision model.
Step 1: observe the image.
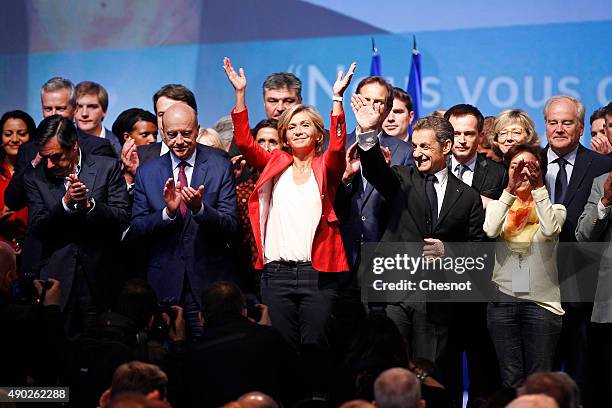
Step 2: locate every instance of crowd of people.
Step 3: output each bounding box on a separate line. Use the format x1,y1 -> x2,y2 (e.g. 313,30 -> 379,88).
1,57 -> 612,408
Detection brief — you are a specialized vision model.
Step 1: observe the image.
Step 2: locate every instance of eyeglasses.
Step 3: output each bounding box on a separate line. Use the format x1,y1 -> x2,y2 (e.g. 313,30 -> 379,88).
497,128 -> 525,142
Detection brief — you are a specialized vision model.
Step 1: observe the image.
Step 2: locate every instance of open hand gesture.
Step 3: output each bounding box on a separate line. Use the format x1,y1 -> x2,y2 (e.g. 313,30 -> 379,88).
505,159 -> 526,195
602,172 -> 612,207
342,142 -> 361,183
223,57 -> 247,92
163,178 -> 183,218
332,62 -> 357,97
351,94 -> 382,133
525,160 -> 543,189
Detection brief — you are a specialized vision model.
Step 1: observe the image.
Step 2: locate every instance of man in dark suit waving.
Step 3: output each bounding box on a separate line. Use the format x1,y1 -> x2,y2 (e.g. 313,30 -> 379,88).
23,115 -> 129,335
356,98 -> 485,406
131,103 -> 237,337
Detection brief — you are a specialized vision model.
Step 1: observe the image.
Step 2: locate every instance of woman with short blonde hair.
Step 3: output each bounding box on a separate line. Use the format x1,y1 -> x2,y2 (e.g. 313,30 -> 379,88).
490,109 -> 540,158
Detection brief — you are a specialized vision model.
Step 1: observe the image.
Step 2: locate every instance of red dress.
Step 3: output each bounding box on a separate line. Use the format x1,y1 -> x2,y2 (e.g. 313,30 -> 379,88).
0,162 -> 28,246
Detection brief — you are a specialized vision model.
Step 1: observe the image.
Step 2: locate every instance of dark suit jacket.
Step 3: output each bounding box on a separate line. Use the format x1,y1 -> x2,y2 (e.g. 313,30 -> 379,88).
4,129 -> 116,211
546,144 -> 612,304
461,153 -> 507,200
337,131 -> 413,270
130,144 -> 238,305
103,127 -> 122,157
185,315 -> 295,407
23,151 -> 129,309
547,144 -> 612,242
136,142 -> 163,164
359,142 -> 485,322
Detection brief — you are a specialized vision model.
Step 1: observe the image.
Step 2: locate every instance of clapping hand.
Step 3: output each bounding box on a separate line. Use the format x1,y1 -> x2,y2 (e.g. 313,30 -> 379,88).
163,178 -> 183,218
180,185 -> 205,214
505,159 -> 526,195
342,142 -> 361,183
64,174 -> 91,209
121,138 -> 140,184
525,160 -> 544,189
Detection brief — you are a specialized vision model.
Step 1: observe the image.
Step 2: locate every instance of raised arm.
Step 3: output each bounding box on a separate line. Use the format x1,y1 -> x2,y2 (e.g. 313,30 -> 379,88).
223,57 -> 271,170
325,62 -> 356,176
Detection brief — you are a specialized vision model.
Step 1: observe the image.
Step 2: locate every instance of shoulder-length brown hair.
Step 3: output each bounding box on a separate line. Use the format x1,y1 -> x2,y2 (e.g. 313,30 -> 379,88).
276,104 -> 326,154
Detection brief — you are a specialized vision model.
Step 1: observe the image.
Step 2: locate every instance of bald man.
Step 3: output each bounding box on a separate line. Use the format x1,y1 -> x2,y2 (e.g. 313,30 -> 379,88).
131,104 -> 238,336
506,395 -> 559,408
374,368 -> 425,408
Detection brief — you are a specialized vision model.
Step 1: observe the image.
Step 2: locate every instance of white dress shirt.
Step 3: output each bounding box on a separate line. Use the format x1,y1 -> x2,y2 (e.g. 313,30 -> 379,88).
429,167 -> 449,216
450,154 -> 477,186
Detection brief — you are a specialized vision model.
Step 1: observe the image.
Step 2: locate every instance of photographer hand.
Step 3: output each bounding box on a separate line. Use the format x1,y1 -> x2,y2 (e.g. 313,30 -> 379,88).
256,304 -> 272,326
164,305 -> 186,342
34,278 -> 61,306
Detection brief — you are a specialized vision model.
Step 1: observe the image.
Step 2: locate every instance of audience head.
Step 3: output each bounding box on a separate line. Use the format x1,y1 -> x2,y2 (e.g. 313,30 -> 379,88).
152,84 -> 197,136
445,103 -> 484,164
277,104 -> 326,155
112,279 -> 159,329
1,110 -> 36,175
356,77 -> 394,130
41,77 -> 76,119
604,101 -> 612,143
237,391 -> 279,408
105,394 -> 171,408
518,371 -> 579,408
373,368 -> 424,408
197,127 -> 225,150
162,103 -> 198,160
112,108 -> 158,146
544,95 -> 585,157
479,115 -> 502,161
492,109 -> 539,157
338,400 -> 375,408
0,241 -> 17,296
262,72 -> 302,119
589,107 -> 606,140
382,87 -> 414,140
36,115 -> 79,177
75,81 -> 108,136
200,281 -> 246,323
506,394 -> 559,408
109,362 -> 168,401
411,116 -> 454,174
252,118 -> 279,153
483,387 -> 517,408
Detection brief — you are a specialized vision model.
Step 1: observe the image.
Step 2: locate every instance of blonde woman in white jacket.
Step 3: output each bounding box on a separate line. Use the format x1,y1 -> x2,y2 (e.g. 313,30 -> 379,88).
484,144 -> 566,388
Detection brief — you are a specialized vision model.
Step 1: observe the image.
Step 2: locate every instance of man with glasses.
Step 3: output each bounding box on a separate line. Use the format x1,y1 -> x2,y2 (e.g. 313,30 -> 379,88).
543,95 -> 612,404
131,103 -> 238,337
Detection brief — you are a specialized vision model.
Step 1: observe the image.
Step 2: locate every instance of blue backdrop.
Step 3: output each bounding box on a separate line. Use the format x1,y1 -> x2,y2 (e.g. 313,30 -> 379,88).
0,0 -> 610,144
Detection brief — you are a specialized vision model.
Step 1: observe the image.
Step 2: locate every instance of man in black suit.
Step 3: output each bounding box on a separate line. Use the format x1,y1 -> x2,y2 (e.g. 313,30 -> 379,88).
23,115 -> 129,335
184,281 -> 295,407
543,95 -> 612,403
333,82 -> 413,351
4,76 -> 116,211
356,101 -> 485,404
445,103 -> 505,407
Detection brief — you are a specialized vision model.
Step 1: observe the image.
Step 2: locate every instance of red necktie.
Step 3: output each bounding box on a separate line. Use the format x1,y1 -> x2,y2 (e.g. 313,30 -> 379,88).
178,161 -> 188,217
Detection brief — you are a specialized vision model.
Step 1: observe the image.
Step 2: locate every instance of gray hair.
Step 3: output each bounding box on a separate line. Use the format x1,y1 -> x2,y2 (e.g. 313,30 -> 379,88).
41,77 -> 76,106
262,72 -> 302,100
544,95 -> 585,126
374,368 -> 421,408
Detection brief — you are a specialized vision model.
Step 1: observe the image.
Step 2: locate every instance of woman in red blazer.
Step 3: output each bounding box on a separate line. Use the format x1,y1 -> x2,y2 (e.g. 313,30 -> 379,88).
224,57 -> 355,351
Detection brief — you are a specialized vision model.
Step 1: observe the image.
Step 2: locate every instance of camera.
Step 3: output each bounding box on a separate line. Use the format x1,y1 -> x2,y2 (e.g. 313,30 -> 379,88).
149,299 -> 178,342
11,275 -> 52,305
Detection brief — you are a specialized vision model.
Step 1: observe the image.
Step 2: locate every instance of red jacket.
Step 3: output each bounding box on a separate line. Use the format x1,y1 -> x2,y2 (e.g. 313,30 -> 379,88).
231,108 -> 349,272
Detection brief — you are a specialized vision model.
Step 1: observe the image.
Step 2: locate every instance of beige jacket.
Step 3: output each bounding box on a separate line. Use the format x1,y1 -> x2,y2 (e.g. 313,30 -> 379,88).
484,186 -> 566,315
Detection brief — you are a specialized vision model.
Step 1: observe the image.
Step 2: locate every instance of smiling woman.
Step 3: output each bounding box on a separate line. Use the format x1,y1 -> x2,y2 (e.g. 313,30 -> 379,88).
0,110 -> 35,247
224,56 -> 355,352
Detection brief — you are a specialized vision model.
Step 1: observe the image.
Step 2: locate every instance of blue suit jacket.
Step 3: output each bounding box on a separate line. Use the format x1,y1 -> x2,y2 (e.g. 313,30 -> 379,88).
131,144 -> 238,305
337,131 -> 413,270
